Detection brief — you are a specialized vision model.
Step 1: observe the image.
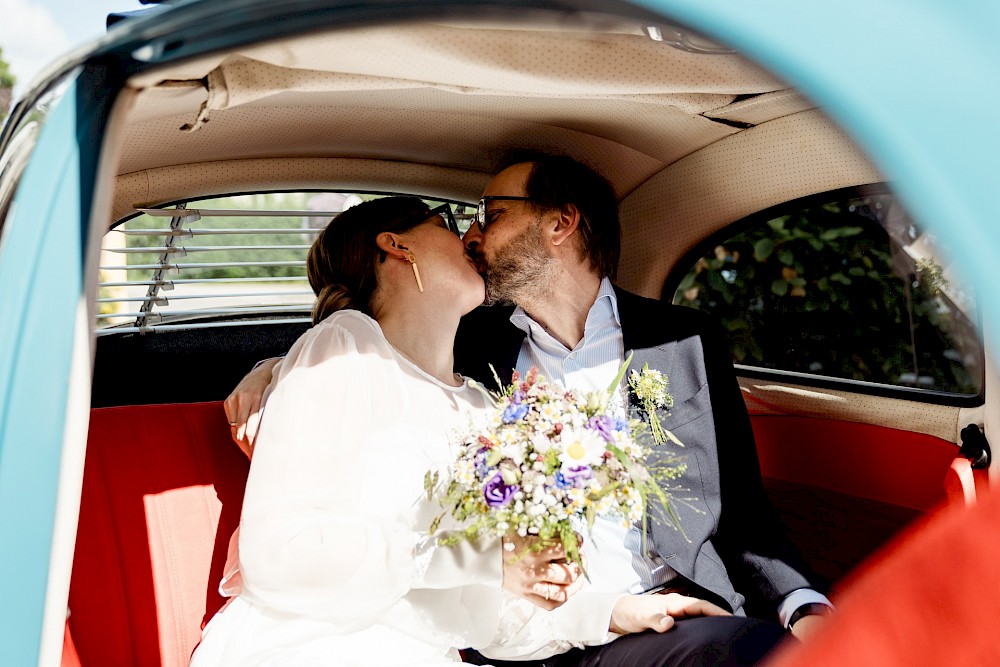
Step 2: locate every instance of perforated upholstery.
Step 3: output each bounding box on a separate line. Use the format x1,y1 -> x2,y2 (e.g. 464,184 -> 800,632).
741,377 -> 961,444
68,402 -> 247,667
617,110 -> 883,297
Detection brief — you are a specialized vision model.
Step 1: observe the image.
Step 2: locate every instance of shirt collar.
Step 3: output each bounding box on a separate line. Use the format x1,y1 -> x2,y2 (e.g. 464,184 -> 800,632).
509,276 -> 621,338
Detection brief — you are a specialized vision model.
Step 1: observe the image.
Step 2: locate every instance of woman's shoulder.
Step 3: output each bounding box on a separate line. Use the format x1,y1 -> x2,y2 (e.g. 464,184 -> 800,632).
291,309 -> 390,360
314,309 -> 381,337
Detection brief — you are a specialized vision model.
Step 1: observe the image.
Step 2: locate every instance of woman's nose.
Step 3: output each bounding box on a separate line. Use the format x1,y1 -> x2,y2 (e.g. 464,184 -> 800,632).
463,225 -> 482,249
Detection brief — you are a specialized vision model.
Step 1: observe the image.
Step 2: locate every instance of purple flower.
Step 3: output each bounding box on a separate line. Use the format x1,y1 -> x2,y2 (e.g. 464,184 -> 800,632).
502,402 -> 529,423
484,472 -> 518,507
555,465 -> 594,489
587,415 -> 617,443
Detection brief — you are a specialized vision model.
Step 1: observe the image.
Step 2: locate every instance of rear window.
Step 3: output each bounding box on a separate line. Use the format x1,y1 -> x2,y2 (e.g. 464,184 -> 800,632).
671,186 -> 982,397
97,192 -> 475,334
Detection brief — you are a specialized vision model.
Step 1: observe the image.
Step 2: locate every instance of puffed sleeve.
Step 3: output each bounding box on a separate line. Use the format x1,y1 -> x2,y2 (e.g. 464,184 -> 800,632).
236,313 -> 500,629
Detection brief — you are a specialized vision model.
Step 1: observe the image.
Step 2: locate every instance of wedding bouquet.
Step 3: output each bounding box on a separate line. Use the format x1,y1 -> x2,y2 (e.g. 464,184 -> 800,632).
425,358 -> 686,567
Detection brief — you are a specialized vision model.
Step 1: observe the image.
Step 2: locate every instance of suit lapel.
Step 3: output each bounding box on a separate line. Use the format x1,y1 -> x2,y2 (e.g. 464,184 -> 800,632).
615,286 -> 676,404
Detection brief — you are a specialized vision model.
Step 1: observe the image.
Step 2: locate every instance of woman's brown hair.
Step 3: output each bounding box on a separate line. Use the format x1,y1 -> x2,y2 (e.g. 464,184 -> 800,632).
307,196 -> 432,324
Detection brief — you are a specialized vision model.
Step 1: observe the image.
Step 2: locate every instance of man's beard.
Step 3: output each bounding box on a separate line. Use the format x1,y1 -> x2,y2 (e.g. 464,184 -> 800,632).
482,218 -> 559,306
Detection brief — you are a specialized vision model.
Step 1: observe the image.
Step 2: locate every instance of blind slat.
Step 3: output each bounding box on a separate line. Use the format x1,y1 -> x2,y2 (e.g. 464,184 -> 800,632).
101,260 -> 306,271
98,276 -> 309,287
135,207 -> 344,217
115,228 -> 322,236
97,305 -> 309,319
97,291 -> 313,303
106,245 -> 311,253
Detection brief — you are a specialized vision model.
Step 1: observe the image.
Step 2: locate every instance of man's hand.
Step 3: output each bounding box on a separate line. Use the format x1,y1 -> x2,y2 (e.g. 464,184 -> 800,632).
223,358 -> 280,457
501,535 -> 584,611
609,593 -> 731,635
789,612 -> 829,641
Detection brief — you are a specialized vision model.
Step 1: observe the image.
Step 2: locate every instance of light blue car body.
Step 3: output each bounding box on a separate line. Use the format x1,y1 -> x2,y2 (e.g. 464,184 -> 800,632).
0,0 -> 997,663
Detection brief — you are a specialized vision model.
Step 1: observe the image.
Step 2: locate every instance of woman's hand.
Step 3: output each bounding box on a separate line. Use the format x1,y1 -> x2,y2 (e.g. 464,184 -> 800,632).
609,593 -> 731,634
224,357 -> 280,457
501,535 -> 585,611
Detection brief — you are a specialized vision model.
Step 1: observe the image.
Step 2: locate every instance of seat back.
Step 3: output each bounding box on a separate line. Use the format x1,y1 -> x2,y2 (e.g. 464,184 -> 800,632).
68,401 -> 248,667
767,488 -> 1000,667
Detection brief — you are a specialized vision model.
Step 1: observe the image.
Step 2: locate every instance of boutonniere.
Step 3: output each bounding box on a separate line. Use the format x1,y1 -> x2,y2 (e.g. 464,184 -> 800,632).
628,364 -> 682,447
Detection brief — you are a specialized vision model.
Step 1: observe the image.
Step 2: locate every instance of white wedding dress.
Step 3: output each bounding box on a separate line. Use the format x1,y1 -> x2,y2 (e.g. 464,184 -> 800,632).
190,310 -> 503,666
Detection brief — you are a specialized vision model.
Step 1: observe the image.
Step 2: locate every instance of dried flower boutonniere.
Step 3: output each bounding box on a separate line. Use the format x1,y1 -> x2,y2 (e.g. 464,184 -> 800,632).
628,363 -> 682,447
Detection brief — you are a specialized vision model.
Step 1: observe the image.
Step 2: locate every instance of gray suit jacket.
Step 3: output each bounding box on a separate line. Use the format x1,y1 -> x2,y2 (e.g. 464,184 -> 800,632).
455,286 -> 822,619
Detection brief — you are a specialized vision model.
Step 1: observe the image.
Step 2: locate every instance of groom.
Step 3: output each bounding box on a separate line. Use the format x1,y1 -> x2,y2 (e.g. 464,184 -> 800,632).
458,153 -> 829,665
227,153 -> 831,665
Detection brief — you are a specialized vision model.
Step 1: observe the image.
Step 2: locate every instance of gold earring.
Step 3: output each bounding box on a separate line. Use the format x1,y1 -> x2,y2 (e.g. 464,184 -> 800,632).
404,250 -> 424,293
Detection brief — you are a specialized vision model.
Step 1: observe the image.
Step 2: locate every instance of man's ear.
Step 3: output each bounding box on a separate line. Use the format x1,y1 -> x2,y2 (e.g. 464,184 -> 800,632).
549,204 -> 582,247
375,232 -> 408,260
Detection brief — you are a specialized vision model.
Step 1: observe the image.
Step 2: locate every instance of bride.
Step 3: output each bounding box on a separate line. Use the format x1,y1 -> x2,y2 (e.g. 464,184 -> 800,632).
190,197 -> 579,666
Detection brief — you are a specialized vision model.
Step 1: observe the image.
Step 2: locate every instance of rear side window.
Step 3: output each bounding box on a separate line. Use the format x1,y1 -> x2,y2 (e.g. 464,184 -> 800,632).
672,187 -> 982,397
97,192 -> 475,334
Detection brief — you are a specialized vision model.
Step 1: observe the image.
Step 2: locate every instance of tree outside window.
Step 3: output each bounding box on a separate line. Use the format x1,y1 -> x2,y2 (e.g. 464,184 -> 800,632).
0,46 -> 15,117
673,191 -> 981,395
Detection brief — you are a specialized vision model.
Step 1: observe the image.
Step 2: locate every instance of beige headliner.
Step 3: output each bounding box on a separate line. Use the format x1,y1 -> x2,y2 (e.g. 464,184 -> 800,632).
111,16 -> 883,298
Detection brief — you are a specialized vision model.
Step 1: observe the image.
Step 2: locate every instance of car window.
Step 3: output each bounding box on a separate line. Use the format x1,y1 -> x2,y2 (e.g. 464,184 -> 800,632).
0,84 -> 66,256
671,186 -> 982,397
97,192 -> 475,334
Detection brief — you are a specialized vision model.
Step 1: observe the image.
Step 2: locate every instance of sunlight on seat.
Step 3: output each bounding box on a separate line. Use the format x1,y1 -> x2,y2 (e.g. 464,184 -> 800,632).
144,485 -> 223,667
750,385 -> 846,400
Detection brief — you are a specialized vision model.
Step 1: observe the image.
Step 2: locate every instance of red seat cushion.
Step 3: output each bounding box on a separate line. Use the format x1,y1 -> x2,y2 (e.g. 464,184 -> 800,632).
766,488 -> 1000,666
68,402 -> 248,667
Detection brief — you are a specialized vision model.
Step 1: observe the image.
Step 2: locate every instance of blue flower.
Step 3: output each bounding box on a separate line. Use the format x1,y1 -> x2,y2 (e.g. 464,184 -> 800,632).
474,447 -> 494,476
502,402 -> 529,423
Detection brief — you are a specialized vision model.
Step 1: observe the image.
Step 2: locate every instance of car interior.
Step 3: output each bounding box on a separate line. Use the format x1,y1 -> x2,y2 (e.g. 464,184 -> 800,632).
49,9 -> 990,666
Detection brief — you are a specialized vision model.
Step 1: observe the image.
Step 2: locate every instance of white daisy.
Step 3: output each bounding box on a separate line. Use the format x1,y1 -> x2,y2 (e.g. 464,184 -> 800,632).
557,426 -> 607,468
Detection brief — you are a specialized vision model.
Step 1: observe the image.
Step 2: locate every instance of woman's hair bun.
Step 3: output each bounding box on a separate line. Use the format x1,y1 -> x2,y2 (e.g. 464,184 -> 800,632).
312,283 -> 354,324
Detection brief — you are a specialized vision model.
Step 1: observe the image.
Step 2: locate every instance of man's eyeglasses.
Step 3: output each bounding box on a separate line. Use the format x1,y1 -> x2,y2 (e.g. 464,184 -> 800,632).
475,196 -> 532,232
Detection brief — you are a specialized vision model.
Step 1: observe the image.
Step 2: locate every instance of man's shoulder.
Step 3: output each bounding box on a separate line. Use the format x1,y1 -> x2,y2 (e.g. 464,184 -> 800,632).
612,286 -> 716,331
